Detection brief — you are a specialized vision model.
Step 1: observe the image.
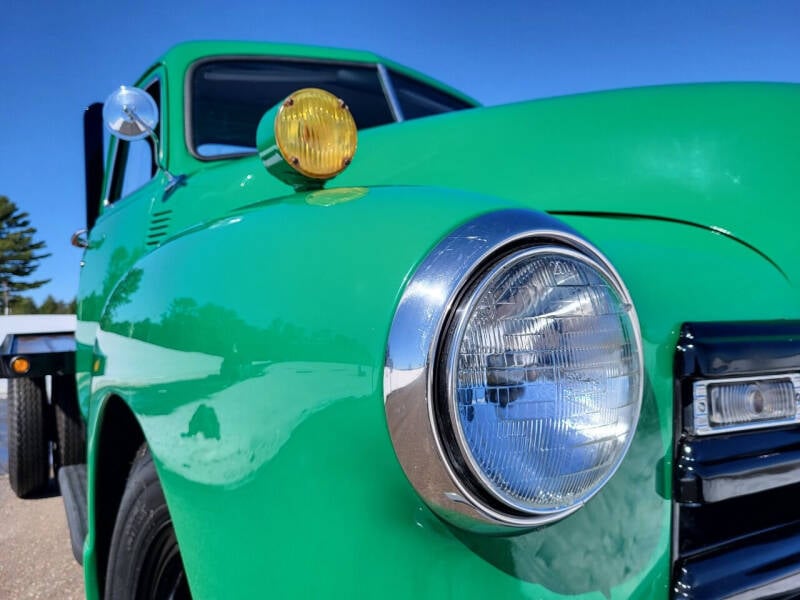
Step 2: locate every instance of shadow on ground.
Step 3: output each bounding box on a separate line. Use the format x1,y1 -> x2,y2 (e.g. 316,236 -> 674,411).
0,393 -> 7,476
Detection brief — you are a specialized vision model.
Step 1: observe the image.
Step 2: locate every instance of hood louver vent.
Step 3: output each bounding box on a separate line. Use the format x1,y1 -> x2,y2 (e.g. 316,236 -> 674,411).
146,209 -> 173,247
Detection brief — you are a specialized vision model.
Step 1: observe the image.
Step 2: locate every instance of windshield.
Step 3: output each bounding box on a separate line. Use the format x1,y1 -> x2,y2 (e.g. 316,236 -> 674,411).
188,58 -> 473,159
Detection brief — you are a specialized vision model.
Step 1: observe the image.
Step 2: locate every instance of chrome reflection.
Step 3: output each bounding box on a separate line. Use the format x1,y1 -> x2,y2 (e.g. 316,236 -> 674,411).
383,209 -> 644,530
444,246 -> 642,514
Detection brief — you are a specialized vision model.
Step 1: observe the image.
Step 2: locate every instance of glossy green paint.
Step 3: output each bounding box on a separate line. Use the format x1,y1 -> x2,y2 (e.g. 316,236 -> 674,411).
339,82 -> 800,281
76,64 -> 168,418
76,41 -> 800,598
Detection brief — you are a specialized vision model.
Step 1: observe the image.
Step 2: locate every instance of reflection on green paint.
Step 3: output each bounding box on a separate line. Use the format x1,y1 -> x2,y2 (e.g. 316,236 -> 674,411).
305,187 -> 369,207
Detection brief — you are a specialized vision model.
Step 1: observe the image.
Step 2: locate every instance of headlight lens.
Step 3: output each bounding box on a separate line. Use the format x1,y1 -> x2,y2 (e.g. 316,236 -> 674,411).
442,246 -> 642,514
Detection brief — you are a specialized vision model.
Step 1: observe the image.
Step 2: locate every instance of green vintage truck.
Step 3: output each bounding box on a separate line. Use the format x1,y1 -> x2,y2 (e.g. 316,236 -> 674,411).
4,40 -> 800,599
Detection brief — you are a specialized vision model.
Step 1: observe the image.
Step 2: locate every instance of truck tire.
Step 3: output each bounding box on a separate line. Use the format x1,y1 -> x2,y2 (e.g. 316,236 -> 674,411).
105,445 -> 192,600
7,377 -> 50,498
51,374 -> 86,472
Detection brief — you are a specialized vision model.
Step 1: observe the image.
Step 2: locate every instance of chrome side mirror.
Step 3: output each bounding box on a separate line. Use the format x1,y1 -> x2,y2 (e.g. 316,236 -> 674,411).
101,85 -> 186,196
103,86 -> 158,141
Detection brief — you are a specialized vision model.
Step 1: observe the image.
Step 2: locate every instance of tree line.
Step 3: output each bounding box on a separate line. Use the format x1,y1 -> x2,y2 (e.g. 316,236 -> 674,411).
7,295 -> 77,315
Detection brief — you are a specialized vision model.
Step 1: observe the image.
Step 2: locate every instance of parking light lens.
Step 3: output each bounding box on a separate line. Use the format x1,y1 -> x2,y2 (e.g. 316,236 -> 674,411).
692,375 -> 800,435
708,379 -> 796,426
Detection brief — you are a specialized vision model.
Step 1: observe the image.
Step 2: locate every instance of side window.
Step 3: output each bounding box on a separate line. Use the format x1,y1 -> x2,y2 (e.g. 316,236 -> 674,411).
107,80 -> 161,203
389,71 -> 474,120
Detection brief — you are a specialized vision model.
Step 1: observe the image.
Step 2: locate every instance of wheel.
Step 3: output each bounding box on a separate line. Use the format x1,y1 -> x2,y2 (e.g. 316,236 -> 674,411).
7,377 -> 50,498
105,445 -> 192,600
51,374 -> 86,472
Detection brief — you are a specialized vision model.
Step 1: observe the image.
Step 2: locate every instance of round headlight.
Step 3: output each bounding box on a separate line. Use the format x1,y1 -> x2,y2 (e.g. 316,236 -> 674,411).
384,209 -> 643,530
439,246 -> 642,514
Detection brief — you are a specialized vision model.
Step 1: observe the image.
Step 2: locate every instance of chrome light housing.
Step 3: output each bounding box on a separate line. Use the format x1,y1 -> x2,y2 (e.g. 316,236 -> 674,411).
384,210 -> 643,530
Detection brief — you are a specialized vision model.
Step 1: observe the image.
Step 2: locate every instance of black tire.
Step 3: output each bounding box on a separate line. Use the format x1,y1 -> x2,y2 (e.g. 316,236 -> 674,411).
51,374 -> 86,473
7,377 -> 50,498
105,445 -> 192,600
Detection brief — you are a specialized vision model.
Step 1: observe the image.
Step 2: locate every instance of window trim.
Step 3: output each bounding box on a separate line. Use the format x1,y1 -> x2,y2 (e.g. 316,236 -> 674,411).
386,68 -> 477,119
101,137 -> 121,207
377,63 -> 404,122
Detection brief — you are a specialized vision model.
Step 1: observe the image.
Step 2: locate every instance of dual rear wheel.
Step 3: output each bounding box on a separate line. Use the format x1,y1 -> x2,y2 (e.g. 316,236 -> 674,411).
7,375 -> 85,498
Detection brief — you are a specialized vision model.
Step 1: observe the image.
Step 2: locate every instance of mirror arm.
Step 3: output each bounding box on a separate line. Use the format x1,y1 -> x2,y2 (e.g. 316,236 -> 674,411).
122,106 -> 186,195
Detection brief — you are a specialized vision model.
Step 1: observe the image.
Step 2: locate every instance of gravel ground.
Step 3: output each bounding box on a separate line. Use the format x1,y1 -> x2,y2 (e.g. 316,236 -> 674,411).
0,476 -> 85,599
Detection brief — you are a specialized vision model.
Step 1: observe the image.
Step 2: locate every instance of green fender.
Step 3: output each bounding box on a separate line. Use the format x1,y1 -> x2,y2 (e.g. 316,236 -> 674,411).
81,183 -> 798,599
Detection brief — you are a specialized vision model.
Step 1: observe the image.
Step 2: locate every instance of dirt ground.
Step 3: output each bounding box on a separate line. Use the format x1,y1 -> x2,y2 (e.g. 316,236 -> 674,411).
0,475 -> 85,599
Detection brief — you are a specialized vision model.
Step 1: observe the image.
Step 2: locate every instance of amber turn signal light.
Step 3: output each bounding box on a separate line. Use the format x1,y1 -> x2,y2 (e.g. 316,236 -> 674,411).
257,88 -> 357,190
274,88 -> 357,179
11,356 -> 30,375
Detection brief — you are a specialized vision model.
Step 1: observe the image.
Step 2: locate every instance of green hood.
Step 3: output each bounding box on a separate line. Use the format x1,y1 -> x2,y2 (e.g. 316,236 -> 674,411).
337,82 -> 800,284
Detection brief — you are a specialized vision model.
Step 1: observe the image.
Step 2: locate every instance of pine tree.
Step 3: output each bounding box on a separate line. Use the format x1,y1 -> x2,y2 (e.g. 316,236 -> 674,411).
8,296 -> 37,314
0,196 -> 50,311
38,295 -> 61,314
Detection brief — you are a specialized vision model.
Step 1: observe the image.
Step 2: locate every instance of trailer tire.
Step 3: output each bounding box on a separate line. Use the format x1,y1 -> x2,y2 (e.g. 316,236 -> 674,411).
7,377 -> 50,498
52,374 -> 85,473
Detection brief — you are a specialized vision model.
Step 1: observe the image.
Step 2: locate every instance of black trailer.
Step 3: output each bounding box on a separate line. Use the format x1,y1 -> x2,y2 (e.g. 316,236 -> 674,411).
1,330 -> 84,498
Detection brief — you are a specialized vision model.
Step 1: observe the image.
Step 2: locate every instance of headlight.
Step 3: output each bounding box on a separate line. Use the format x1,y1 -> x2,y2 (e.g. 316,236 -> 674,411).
384,210 -> 643,530
440,246 -> 641,514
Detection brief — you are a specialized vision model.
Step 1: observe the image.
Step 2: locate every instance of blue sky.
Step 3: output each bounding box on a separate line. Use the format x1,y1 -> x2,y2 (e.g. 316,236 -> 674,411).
1,0 -> 798,304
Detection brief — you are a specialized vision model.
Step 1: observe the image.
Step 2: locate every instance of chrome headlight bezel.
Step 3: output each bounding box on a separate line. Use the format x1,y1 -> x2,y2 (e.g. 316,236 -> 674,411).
383,209 -> 644,530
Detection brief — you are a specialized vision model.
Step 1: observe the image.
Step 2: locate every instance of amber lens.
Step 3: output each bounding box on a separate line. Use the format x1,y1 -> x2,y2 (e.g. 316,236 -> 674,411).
275,88 -> 357,179
11,357 -> 30,374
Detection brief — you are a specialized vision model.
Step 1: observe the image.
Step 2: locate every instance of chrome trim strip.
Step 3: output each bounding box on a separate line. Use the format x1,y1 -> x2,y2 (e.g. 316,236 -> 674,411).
692,373 -> 800,436
383,209 -> 644,530
377,63 -> 404,122
701,455 -> 800,502
101,137 -> 120,207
